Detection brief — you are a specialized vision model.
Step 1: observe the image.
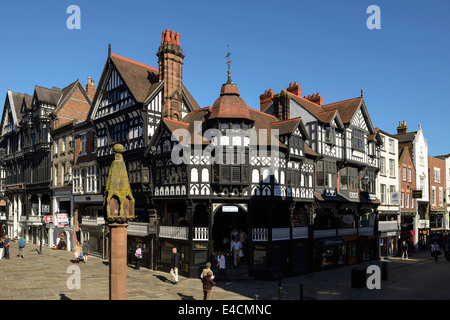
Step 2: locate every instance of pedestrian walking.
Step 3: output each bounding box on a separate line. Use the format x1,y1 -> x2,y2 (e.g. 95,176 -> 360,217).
74,241 -> 83,264
230,227 -> 239,242
444,242 -> 450,263
200,262 -> 214,300
18,237 -> 25,258
135,244 -> 142,270
170,247 -> 180,284
82,240 -> 90,263
3,234 -> 10,259
216,252 -> 231,284
230,238 -> 242,268
401,241 -> 408,260
431,241 -> 440,262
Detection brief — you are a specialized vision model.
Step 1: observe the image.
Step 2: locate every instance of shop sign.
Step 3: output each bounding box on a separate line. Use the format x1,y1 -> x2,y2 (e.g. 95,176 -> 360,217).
0,200 -> 6,206
418,220 -> 429,228
148,226 -> 157,234
42,205 -> 50,213
342,215 -> 354,224
194,243 -> 207,250
222,205 -> 239,213
412,190 -> 422,199
5,184 -> 23,190
57,213 -> 69,227
163,240 -> 174,247
318,237 -> 345,246
45,216 -> 53,223
390,192 -> 400,205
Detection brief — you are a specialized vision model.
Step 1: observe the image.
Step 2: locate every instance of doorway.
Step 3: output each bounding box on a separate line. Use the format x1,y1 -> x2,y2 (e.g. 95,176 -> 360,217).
212,205 -> 248,253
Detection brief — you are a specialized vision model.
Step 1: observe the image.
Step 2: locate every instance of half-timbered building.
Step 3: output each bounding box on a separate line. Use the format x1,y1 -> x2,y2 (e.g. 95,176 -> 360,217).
87,30 -> 200,268
1,90 -> 31,239
145,72 -> 317,278
261,83 -> 381,270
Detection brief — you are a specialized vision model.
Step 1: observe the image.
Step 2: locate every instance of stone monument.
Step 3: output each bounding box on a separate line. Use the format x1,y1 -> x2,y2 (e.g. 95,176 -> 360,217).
103,144 -> 135,300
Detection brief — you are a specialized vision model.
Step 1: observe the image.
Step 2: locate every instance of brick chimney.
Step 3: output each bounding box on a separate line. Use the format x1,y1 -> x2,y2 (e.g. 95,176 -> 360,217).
157,29 -> 184,121
86,77 -> 95,101
259,89 -> 274,110
397,121 -> 408,134
304,93 -> 323,105
286,81 -> 302,96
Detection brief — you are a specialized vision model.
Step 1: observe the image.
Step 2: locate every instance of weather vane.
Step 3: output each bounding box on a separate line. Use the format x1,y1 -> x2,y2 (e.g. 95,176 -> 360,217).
225,44 -> 233,84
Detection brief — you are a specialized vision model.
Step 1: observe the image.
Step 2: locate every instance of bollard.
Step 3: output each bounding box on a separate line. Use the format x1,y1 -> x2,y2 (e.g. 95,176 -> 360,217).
299,283 -> 303,301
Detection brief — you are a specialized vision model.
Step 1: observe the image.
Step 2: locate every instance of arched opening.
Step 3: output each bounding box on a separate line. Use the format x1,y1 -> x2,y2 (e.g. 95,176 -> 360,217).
212,205 -> 247,253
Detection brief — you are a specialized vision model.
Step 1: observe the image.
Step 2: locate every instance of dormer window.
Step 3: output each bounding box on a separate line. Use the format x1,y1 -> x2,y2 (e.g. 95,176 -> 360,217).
325,127 -> 336,145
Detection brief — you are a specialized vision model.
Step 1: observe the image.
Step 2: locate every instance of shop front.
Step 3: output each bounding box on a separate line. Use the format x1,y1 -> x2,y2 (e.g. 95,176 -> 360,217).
314,237 -> 346,270
158,239 -> 191,278
401,230 -> 416,253
379,231 -> 401,258
418,219 -> 429,251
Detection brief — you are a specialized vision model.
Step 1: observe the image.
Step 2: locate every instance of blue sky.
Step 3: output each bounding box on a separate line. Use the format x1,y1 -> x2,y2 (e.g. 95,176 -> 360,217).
0,0 -> 449,156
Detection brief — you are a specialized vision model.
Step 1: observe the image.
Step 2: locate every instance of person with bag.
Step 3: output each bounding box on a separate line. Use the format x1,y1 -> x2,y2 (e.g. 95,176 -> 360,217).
200,262 -> 214,300
135,244 -> 143,270
18,237 -> 25,258
431,241 -> 440,262
82,240 -> 90,264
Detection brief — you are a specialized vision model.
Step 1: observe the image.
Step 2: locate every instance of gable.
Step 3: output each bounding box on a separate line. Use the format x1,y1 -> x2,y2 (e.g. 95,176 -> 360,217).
350,107 -> 368,131
54,84 -> 91,127
93,64 -> 135,120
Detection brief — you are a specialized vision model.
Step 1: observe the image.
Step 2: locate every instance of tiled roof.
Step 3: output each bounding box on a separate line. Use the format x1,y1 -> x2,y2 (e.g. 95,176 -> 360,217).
322,97 -> 362,124
285,90 -> 362,125
270,117 -> 303,136
35,85 -> 62,105
209,83 -> 252,120
110,53 -> 159,103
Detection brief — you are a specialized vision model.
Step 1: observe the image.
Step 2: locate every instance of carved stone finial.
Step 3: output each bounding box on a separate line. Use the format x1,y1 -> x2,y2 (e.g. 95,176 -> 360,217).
104,144 -> 135,224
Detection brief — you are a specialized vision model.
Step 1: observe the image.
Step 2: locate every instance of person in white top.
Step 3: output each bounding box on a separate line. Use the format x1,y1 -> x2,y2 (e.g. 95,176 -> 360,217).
216,252 -> 231,284
230,239 -> 242,267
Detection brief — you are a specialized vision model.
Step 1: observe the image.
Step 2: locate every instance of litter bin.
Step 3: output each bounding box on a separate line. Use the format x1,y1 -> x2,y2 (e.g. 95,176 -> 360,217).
381,261 -> 389,281
351,268 -> 366,288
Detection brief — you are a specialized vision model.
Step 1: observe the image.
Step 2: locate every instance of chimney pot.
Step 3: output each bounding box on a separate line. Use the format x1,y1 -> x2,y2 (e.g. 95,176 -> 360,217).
260,89 -> 274,111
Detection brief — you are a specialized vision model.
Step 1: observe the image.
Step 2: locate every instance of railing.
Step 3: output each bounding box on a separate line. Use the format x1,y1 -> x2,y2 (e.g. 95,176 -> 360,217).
338,228 -> 357,236
359,227 -> 374,236
81,216 -> 105,225
28,216 -> 42,223
252,228 -> 268,241
378,221 -> 400,232
159,226 -> 189,240
193,227 -> 209,241
292,227 -> 309,239
313,229 -> 336,238
128,222 -> 149,235
272,228 -> 290,241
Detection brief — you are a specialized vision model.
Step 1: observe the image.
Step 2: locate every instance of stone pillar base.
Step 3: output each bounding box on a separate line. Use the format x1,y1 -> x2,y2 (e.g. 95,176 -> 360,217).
109,223 -> 129,300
